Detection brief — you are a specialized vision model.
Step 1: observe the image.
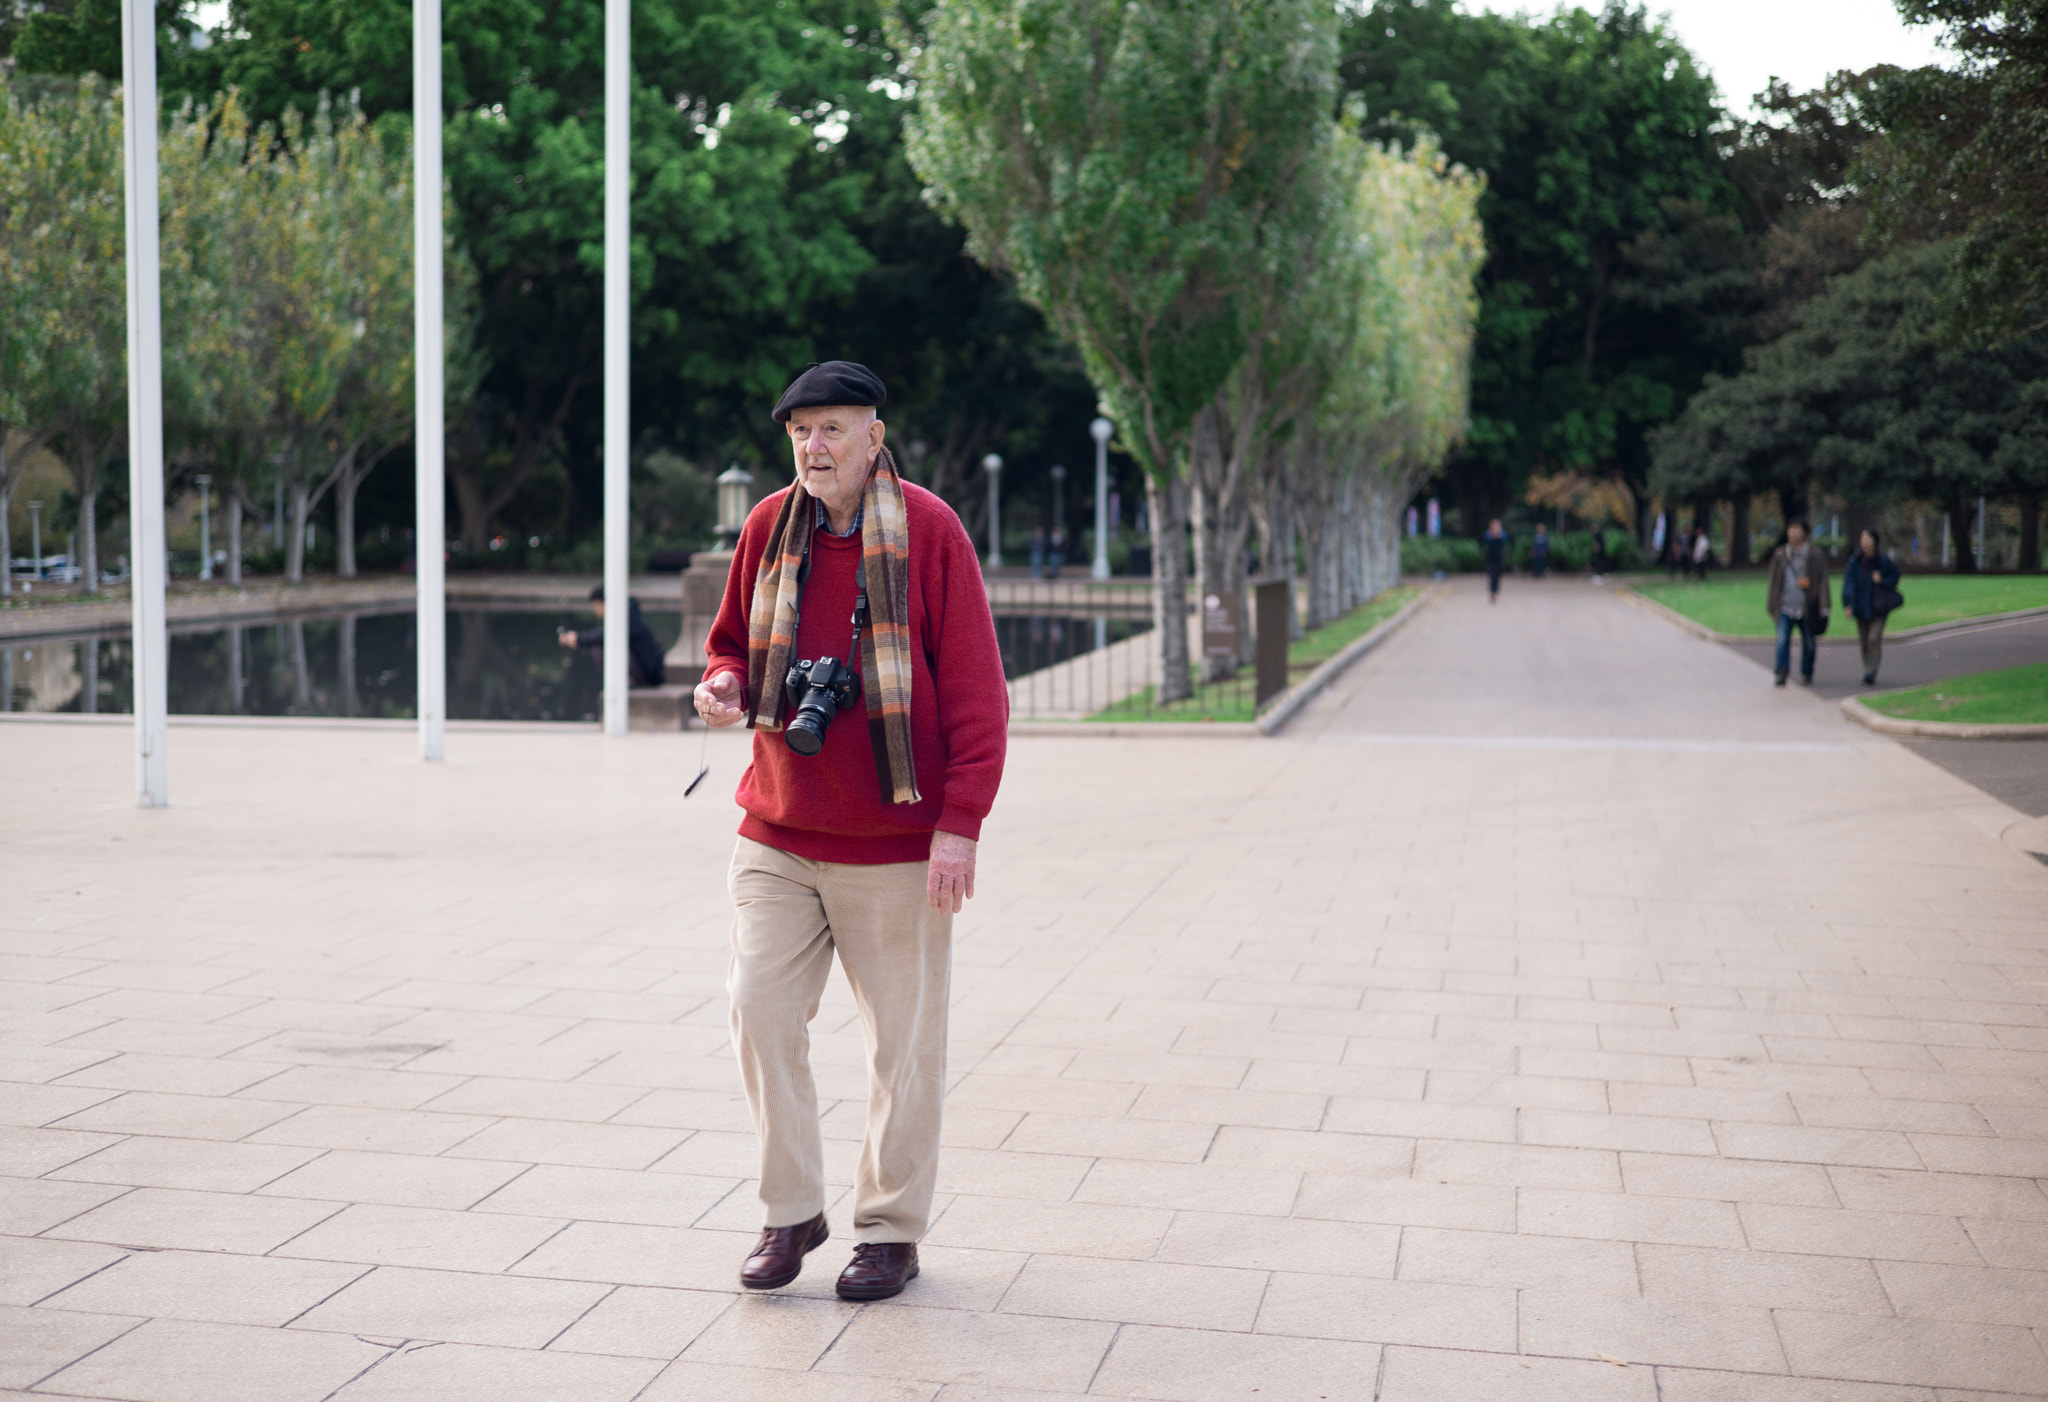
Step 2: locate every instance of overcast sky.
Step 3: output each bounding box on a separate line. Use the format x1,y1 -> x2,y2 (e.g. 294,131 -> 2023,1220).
1474,0 -> 1951,115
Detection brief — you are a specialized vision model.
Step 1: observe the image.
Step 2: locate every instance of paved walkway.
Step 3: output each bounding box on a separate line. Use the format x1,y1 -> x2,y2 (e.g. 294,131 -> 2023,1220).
3,575 -> 2046,1401
1722,610 -> 2048,817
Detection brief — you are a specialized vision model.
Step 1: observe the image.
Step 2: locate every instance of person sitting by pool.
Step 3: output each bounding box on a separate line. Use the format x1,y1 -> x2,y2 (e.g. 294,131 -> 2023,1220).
557,584 -> 667,687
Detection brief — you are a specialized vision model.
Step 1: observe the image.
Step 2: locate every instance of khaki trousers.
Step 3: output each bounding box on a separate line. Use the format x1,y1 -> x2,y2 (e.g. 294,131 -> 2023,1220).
726,836 -> 951,1243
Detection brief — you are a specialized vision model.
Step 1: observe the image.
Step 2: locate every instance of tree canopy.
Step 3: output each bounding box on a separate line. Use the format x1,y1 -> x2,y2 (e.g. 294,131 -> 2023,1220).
1341,0 -> 1740,536
1652,242 -> 2048,570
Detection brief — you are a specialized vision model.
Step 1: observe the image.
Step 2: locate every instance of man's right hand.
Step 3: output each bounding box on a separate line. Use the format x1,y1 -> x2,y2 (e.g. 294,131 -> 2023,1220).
694,670 -> 747,728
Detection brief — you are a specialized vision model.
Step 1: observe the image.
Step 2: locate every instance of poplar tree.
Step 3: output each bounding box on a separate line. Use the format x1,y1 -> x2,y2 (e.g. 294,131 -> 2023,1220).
903,0 -> 1340,700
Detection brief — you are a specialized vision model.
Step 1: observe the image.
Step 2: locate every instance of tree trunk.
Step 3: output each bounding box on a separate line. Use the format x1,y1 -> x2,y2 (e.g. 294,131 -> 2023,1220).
336,450 -> 359,580
1146,472 -> 1192,704
1186,407 -> 1233,682
227,479 -> 244,586
65,421 -> 102,593
2020,493 -> 2041,573
1729,496 -> 1752,567
287,479 -> 311,583
1947,500 -> 1978,573
80,484 -> 96,591
0,477 -> 11,598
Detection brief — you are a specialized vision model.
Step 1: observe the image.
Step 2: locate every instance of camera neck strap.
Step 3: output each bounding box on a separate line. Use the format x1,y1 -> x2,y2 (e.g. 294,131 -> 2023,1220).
792,541 -> 870,665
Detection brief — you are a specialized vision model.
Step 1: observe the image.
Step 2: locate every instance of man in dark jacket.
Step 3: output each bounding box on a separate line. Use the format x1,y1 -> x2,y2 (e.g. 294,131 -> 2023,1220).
558,585 -> 666,686
1765,520 -> 1829,687
1840,528 -> 1902,686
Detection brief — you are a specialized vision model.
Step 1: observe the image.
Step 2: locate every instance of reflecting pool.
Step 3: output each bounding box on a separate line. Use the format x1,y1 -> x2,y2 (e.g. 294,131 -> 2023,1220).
2,608 -> 685,723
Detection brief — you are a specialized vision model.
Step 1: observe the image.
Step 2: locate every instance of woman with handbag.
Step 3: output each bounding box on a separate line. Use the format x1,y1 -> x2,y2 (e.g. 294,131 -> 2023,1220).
1841,528 -> 1903,686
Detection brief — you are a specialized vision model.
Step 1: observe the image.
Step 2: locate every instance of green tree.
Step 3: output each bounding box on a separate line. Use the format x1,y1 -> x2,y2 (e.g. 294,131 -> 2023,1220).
1869,0 -> 2048,333
1342,0 -> 1738,539
903,0 -> 1342,700
2,0 -> 200,82
1653,243 -> 2048,571
179,0 -> 917,558
0,76 -> 126,592
1294,136 -> 1484,625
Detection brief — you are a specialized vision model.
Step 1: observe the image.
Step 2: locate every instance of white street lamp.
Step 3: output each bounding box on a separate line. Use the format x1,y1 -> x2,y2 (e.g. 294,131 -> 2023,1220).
1049,463 -> 1066,547
122,0 -> 169,806
983,453 -> 1003,568
28,500 -> 42,580
716,463 -> 755,544
601,0 -> 630,740
1089,416 -> 1113,579
415,0 -> 447,762
195,474 -> 212,580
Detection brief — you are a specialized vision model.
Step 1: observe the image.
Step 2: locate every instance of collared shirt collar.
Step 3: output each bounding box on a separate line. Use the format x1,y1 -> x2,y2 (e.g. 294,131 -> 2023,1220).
814,495 -> 863,539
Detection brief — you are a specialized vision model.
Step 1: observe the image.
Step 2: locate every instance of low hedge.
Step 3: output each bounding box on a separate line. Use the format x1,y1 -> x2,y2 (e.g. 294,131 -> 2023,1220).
1401,529 -> 1641,575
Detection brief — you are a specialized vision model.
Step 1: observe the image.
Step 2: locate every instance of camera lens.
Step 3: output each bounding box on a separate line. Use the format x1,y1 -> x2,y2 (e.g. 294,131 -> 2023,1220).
785,712 -> 827,755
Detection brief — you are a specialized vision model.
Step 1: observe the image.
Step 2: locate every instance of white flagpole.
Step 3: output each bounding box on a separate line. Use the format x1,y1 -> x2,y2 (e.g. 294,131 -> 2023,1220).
121,0 -> 167,807
602,0 -> 629,737
415,0 -> 446,760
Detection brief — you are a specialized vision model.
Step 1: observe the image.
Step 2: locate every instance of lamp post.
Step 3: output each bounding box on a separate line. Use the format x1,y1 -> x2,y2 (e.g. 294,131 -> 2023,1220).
414,0 -> 446,761
600,0 -> 630,740
195,474 -> 212,580
1089,416 -> 1113,579
983,453 -> 1003,568
28,500 -> 42,580
121,0 -> 169,805
1049,464 -> 1066,545
715,463 -> 755,546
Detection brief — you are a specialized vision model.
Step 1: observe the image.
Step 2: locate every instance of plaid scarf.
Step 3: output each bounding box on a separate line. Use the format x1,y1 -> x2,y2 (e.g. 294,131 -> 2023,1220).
745,447 -> 921,804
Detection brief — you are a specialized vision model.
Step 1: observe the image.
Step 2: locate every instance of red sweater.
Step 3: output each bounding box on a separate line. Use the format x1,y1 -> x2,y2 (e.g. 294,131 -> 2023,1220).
704,482 -> 1009,864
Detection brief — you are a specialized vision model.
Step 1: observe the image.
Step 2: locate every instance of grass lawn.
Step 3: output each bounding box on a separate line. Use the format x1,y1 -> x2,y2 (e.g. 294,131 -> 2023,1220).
1089,585 -> 1419,723
1634,572 -> 2048,638
1865,663 -> 2048,726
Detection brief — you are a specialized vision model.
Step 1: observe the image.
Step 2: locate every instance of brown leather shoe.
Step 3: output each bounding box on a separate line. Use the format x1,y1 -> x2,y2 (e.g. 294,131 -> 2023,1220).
739,1213 -> 829,1291
836,1242 -> 919,1300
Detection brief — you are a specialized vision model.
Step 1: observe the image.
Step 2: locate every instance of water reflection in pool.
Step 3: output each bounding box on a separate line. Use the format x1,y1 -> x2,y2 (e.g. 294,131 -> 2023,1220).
2,608 -> 684,723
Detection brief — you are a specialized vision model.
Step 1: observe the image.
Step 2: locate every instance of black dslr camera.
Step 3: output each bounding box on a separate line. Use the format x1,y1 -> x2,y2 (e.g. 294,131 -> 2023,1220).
783,657 -> 862,755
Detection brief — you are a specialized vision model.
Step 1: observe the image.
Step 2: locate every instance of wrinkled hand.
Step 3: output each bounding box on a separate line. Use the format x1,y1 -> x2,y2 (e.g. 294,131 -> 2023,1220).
557,630 -> 579,649
693,670 -> 747,728
927,831 -> 977,913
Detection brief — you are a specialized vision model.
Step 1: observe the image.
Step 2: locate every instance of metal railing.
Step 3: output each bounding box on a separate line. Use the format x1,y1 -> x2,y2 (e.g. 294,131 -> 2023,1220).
993,576 -> 1258,722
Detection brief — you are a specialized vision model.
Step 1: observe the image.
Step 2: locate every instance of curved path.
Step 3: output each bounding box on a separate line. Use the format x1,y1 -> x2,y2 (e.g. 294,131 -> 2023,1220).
1720,609 -> 2048,817
1,574 -> 2044,1400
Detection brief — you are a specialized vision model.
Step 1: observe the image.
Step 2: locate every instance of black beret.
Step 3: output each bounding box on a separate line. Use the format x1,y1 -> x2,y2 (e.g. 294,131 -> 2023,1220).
771,360 -> 887,423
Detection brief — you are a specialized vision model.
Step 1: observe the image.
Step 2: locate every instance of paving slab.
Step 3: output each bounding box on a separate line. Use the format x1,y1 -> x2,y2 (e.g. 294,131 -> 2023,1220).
3,574 -> 2046,1398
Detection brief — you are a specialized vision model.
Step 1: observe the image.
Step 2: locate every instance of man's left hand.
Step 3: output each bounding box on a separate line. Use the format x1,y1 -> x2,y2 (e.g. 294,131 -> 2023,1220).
928,831 -> 977,913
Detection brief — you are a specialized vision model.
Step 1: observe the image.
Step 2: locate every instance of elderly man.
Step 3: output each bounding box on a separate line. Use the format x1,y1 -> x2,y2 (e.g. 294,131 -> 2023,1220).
695,360 -> 1007,1301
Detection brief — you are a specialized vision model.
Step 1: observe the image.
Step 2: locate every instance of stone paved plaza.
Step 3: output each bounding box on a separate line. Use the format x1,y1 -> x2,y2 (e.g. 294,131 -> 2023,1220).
3,577 -> 2047,1401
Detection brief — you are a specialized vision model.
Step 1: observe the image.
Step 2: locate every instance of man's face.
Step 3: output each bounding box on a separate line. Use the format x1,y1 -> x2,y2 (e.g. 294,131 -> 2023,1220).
1788,524 -> 1808,545
787,405 -> 883,519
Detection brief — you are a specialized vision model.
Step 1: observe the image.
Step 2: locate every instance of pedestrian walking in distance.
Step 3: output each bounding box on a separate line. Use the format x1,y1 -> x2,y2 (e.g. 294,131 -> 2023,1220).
1530,523 -> 1549,578
1482,519 -> 1508,603
1841,527 -> 1903,686
1588,525 -> 1609,583
694,360 -> 1008,1302
1766,518 -> 1830,687
1691,528 -> 1712,582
